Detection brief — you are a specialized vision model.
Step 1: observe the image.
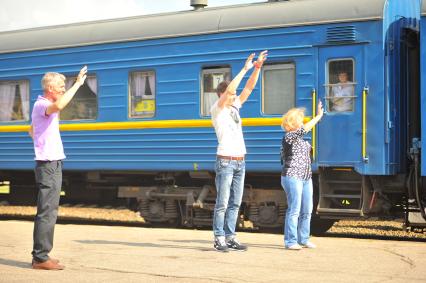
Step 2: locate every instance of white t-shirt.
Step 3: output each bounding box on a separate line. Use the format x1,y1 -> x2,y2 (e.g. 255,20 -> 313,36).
331,83 -> 354,112
210,97 -> 246,156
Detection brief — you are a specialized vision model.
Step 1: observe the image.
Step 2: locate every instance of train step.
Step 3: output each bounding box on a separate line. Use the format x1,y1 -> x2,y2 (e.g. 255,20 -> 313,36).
321,194 -> 361,199
408,210 -> 426,227
317,167 -> 363,217
406,200 -> 426,227
316,208 -> 363,217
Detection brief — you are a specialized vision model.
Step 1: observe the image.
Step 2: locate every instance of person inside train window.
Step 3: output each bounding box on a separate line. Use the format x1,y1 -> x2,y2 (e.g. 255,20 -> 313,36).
28,66 -> 87,270
280,101 -> 324,250
211,50 -> 268,252
330,70 -> 354,112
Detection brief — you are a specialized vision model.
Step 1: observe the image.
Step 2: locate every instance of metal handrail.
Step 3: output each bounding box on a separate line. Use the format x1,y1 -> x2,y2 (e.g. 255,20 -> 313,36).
323,82 -> 358,87
312,88 -> 316,160
324,95 -> 357,99
362,87 -> 368,162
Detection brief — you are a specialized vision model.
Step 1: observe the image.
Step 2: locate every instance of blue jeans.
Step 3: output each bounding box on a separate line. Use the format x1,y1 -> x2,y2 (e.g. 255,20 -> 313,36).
213,158 -> 245,238
281,176 -> 313,247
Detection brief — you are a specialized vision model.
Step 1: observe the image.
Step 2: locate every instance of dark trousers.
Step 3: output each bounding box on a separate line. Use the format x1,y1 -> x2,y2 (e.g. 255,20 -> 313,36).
32,160 -> 62,262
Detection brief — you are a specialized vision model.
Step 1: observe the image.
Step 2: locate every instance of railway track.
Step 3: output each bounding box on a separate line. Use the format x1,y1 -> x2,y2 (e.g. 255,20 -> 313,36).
0,202 -> 425,242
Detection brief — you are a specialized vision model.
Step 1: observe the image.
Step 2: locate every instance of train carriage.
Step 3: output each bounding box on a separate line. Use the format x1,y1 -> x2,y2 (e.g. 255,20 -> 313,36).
0,0 -> 425,232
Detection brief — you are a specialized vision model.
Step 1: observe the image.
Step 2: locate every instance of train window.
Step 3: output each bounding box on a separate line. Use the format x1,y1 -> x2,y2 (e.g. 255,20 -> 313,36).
129,71 -> 156,118
61,75 -> 98,120
0,80 -> 30,122
262,63 -> 295,115
201,67 -> 231,116
326,59 -> 355,112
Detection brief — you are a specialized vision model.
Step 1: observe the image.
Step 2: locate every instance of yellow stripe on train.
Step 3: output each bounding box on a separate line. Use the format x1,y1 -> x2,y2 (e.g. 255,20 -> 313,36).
0,117 -> 312,132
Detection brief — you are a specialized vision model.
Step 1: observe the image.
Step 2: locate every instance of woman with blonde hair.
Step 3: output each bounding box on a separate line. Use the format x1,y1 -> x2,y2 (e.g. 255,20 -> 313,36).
280,101 -> 323,250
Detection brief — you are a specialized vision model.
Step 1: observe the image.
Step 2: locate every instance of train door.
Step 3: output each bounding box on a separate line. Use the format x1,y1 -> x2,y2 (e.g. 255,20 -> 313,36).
317,46 -> 364,165
399,27 -> 420,173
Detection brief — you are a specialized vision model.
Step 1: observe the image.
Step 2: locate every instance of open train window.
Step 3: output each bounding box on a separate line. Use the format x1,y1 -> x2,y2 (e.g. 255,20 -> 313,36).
0,80 -> 30,122
200,67 -> 231,116
129,71 -> 156,118
326,59 -> 356,112
262,63 -> 295,115
61,75 -> 98,120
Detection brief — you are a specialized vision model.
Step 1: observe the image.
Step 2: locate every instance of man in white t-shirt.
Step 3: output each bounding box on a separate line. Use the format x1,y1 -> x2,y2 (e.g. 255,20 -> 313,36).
210,51 -> 267,252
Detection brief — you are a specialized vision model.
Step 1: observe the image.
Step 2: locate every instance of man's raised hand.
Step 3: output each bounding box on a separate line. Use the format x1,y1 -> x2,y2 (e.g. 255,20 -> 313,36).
254,50 -> 268,69
244,53 -> 255,71
76,66 -> 88,87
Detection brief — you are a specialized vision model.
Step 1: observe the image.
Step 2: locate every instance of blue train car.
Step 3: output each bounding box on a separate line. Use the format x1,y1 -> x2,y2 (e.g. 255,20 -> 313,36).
0,0 -> 424,232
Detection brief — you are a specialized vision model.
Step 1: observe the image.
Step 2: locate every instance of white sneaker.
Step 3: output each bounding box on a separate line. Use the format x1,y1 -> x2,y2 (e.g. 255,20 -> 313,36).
214,236 -> 229,252
285,244 -> 302,250
300,242 -> 316,249
226,237 -> 248,251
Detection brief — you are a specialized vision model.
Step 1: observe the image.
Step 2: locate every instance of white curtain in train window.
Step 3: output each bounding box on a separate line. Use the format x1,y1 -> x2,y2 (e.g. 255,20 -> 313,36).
66,77 -> 97,94
0,83 -> 15,121
203,92 -> 217,115
132,72 -> 155,98
0,81 -> 28,121
201,69 -> 230,116
19,81 -> 29,120
86,77 -> 97,94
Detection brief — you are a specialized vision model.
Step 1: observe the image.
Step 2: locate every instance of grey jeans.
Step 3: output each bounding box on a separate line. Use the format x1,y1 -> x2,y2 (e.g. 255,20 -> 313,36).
32,160 -> 62,262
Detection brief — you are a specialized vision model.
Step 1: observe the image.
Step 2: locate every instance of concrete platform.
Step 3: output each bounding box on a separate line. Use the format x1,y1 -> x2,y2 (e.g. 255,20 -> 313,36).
0,220 -> 424,282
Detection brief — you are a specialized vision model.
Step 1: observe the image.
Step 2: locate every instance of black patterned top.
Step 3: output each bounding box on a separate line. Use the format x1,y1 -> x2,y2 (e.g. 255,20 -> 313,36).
281,127 -> 312,180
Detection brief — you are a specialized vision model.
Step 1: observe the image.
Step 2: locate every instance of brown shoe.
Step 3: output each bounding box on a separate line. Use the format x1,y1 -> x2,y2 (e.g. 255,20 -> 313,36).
32,258 -> 59,265
50,258 -> 60,264
32,259 -> 64,270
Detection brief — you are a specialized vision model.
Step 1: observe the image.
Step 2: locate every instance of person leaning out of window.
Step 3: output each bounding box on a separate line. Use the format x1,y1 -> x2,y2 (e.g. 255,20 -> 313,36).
280,101 -> 324,250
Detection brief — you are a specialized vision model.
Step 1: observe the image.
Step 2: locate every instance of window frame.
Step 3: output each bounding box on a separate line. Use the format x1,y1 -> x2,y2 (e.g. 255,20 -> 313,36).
325,58 -> 357,113
200,66 -> 231,117
0,79 -> 30,123
60,74 -> 98,121
128,70 -> 156,119
261,62 -> 296,115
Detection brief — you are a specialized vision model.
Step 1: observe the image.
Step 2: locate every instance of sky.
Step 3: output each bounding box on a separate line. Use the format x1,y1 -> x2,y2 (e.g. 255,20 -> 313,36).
0,0 -> 265,32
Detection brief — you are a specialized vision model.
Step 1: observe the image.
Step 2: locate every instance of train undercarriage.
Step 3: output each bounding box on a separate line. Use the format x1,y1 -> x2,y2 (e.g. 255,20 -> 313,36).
1,165 -> 425,234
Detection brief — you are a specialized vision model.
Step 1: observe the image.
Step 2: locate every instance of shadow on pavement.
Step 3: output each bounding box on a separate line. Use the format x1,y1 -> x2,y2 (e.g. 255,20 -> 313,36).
0,258 -> 30,269
76,238 -> 285,251
75,239 -> 213,252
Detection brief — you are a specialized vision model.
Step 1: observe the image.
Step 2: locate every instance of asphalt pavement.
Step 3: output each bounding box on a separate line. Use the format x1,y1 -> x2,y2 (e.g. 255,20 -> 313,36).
0,220 -> 424,282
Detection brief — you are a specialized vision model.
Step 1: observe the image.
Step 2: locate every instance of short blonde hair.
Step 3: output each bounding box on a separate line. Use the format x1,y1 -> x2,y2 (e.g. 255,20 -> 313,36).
281,108 -> 305,132
41,72 -> 66,92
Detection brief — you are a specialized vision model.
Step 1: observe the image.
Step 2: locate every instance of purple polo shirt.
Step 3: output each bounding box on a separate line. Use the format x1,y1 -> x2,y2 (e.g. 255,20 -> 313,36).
31,96 -> 66,161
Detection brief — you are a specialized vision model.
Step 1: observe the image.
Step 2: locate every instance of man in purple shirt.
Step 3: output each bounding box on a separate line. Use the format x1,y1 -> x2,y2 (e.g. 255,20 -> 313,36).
29,66 -> 87,270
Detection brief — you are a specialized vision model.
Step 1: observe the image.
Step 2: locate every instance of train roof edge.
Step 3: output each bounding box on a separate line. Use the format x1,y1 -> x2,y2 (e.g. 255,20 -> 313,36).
0,0 -> 386,54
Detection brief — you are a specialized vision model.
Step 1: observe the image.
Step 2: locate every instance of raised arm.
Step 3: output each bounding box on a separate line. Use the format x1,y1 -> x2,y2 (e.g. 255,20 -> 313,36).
303,100 -> 324,132
46,66 -> 87,115
218,54 -> 255,109
239,50 -> 268,105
